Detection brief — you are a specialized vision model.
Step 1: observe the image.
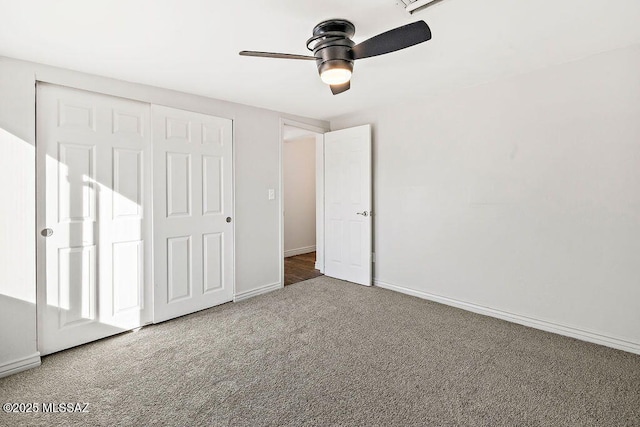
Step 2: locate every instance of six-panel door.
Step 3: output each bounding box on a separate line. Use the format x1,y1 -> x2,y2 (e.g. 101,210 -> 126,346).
324,125 -> 372,286
37,84 -> 152,355
152,105 -> 234,322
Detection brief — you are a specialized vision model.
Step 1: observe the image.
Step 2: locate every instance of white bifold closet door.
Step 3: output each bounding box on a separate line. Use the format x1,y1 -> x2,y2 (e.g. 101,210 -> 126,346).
37,84 -> 152,355
152,105 -> 234,323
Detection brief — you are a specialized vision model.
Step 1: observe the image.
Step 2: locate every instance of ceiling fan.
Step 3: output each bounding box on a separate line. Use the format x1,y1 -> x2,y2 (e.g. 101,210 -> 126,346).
239,19 -> 432,95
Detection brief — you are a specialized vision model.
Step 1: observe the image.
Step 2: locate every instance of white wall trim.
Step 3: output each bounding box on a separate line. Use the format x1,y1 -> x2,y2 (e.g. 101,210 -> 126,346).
284,245 -> 316,258
374,279 -> 640,355
233,282 -> 282,302
0,352 -> 41,378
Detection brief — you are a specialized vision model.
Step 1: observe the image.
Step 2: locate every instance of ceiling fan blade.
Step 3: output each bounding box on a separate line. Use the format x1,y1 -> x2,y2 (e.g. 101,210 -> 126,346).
239,51 -> 316,60
330,81 -> 351,95
352,21 -> 432,60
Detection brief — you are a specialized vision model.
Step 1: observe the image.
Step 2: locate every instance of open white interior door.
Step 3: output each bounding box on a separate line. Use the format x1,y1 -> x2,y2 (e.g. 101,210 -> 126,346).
152,105 -> 234,323
323,125 -> 372,286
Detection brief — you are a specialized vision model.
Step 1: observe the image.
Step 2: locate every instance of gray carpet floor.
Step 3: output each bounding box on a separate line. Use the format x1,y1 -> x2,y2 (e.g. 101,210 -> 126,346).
1,276 -> 639,426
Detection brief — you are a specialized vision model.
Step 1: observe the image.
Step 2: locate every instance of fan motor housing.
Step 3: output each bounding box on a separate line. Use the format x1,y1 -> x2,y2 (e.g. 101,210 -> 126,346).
307,19 -> 356,78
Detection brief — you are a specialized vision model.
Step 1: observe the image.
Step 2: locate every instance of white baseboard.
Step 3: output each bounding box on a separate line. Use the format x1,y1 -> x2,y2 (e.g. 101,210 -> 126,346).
0,352 -> 41,378
234,282 -> 282,302
374,279 -> 640,355
284,245 -> 316,258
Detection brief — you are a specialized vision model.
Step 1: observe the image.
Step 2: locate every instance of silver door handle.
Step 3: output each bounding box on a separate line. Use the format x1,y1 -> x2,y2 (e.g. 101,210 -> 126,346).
41,228 -> 53,237
356,211 -> 369,217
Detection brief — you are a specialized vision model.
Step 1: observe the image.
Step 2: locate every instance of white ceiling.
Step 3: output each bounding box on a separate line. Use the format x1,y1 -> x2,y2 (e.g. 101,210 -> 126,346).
1,0 -> 639,121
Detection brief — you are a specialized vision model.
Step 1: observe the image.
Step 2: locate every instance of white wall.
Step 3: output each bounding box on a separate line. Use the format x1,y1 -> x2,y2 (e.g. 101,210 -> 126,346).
0,58 -> 39,376
0,56 -> 327,376
330,44 -> 640,353
283,136 -> 316,257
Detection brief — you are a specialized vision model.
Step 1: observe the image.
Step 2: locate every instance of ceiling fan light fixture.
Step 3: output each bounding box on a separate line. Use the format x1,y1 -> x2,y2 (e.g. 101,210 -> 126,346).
320,67 -> 352,85
239,18 -> 432,95
318,60 -> 353,85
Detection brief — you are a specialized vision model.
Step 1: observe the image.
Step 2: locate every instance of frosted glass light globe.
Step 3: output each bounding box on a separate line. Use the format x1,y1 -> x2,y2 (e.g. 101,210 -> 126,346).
320,68 -> 352,85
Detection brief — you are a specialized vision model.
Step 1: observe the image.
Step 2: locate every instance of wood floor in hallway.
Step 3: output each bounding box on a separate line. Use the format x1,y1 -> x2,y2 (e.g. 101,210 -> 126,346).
284,251 -> 323,286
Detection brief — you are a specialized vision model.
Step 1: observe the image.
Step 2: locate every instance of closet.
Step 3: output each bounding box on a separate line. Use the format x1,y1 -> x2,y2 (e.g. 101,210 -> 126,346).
36,84 -> 234,354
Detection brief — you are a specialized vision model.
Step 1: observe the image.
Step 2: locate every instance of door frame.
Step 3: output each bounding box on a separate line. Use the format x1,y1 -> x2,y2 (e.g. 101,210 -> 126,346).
279,119 -> 329,287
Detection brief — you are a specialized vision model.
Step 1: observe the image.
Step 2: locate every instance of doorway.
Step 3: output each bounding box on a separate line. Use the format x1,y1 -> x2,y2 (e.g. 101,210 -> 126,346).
282,124 -> 324,286
280,122 -> 372,288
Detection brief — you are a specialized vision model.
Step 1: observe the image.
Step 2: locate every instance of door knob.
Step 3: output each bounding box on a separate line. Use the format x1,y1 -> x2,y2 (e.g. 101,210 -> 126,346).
356,211 -> 369,217
41,228 -> 53,237
226,217 -> 232,223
